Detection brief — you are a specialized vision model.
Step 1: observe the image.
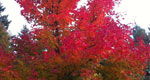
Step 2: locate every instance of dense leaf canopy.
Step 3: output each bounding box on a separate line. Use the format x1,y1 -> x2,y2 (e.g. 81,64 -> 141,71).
0,0 -> 149,79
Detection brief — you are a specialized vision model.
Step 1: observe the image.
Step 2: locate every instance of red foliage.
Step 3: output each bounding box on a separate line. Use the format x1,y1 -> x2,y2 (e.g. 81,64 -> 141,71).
0,0 -> 149,79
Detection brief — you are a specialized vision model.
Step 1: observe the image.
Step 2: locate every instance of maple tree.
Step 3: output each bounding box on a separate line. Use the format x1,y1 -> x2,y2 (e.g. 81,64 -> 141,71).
0,0 -> 149,79
132,25 -> 150,79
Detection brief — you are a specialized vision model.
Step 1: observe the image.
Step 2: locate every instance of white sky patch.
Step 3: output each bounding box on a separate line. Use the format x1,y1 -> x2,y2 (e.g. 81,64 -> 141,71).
115,0 -> 150,32
0,0 -> 150,35
77,0 -> 88,8
1,0 -> 30,35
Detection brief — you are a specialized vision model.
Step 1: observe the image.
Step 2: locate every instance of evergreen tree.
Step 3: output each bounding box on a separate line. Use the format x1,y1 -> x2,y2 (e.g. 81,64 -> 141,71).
0,2 -> 11,30
0,24 -> 10,51
0,2 -> 11,52
133,25 -> 150,44
19,25 -> 29,36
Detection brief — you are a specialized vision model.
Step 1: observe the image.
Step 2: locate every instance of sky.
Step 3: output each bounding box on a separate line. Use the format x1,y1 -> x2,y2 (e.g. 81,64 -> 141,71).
1,0 -> 30,35
1,0 -> 150,35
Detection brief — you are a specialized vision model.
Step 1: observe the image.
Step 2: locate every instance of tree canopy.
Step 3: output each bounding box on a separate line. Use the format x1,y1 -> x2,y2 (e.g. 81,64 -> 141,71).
0,0 -> 149,79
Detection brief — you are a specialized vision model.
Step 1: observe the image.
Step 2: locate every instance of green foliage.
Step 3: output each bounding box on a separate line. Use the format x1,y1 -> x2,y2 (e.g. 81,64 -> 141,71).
0,24 -> 10,51
133,25 -> 150,44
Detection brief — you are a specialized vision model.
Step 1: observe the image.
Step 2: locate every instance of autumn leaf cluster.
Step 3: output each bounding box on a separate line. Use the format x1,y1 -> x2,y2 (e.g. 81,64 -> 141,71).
0,0 -> 149,80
